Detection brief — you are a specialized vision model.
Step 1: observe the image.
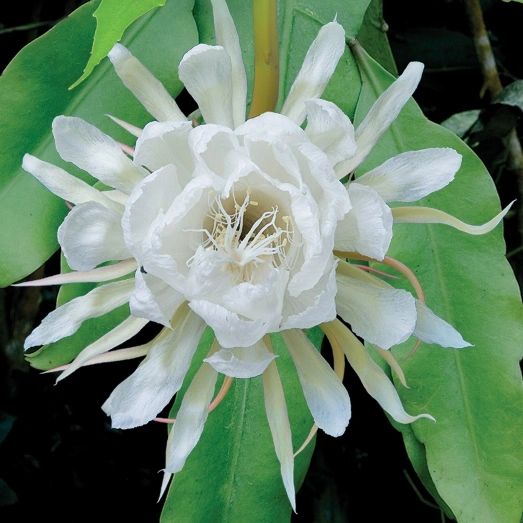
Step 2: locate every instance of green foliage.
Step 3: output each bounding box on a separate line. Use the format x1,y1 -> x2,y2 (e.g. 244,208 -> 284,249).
0,0 -> 197,287
71,0 -> 167,88
353,46 -> 523,523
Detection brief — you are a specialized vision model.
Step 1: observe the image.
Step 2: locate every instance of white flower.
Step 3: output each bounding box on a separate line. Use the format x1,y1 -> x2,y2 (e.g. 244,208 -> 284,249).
17,0 -> 511,509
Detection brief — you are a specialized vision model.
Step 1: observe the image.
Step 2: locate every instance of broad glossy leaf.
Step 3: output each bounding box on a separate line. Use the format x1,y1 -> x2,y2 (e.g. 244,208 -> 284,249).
0,0 -> 197,287
71,0 -> 167,88
161,333 -> 316,523
353,47 -> 523,523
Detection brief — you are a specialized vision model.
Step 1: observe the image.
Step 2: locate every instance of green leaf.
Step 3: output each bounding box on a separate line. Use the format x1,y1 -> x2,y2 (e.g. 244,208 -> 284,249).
353,45 -> 523,523
71,0 -> 167,88
161,333 -> 316,523
441,110 -> 481,138
0,0 -> 198,288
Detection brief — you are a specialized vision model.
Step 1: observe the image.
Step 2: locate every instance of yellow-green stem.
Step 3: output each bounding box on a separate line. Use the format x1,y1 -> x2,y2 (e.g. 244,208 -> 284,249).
249,0 -> 279,117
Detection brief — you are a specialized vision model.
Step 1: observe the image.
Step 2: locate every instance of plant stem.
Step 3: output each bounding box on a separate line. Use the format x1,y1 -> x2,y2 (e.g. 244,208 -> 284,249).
464,0 -> 523,237
248,0 -> 279,118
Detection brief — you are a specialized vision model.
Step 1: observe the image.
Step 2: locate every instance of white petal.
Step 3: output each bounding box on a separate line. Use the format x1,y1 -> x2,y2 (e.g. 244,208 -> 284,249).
283,329 -> 351,437
392,202 -> 514,235
414,301 -> 471,348
210,0 -> 247,127
204,341 -> 276,378
57,316 -> 148,382
357,148 -> 462,202
133,121 -> 193,175
281,21 -> 346,125
103,309 -> 206,428
58,202 -> 129,271
322,321 -> 434,424
122,165 -> 182,261
281,258 -> 338,330
108,43 -> 186,122
336,263 -> 417,349
262,360 -> 296,511
24,278 -> 134,349
22,155 -> 121,212
164,362 -> 218,473
53,116 -> 143,193
188,299 -> 274,348
305,99 -> 356,166
178,44 -> 234,128
129,270 -> 184,327
14,259 -> 137,287
339,62 -> 424,175
106,114 -> 142,138
335,183 -> 392,260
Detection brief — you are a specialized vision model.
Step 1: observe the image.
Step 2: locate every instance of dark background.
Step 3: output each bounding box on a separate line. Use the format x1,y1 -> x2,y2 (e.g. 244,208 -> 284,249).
1,1 -> 522,521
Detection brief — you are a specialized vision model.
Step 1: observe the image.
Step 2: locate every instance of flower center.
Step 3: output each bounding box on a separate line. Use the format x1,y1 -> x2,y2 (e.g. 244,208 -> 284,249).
188,191 -> 294,282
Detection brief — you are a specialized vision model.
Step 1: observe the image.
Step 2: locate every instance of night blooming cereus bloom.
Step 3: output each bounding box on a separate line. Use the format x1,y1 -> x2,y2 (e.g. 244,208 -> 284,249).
18,0 -> 511,509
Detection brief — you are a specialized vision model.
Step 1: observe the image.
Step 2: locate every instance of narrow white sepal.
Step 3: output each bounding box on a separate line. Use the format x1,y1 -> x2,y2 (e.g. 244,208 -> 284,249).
262,359 -> 296,512
108,43 -> 186,122
323,321 -> 435,424
178,44 -> 234,128
103,309 -> 205,429
164,362 -> 218,473
14,259 -> 137,287
106,114 -> 142,138
338,62 -> 424,175
53,115 -> 143,194
392,202 -> 514,235
283,329 -> 351,437
281,21 -> 346,125
210,0 -> 247,127
24,279 -> 135,349
22,154 -> 122,212
57,316 -> 148,382
414,301 -> 472,348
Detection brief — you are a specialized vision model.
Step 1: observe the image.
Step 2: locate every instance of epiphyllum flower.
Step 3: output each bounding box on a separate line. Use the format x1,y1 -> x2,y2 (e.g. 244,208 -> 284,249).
18,0 -> 511,509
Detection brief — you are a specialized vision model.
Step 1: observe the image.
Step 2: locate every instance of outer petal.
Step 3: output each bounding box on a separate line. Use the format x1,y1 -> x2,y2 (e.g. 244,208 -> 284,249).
108,43 -> 186,122
357,148 -> 462,202
334,183 -> 392,261
129,270 -> 184,327
323,321 -> 434,424
103,309 -> 206,429
178,44 -> 234,128
57,315 -> 149,382
338,62 -> 424,175
210,0 -> 247,127
414,301 -> 471,348
164,361 -> 218,473
58,202 -> 129,271
53,116 -> 143,193
280,258 -> 338,330
22,155 -> 121,212
204,341 -> 276,378
262,360 -> 296,511
283,329 -> 351,437
305,99 -> 356,166
24,278 -> 134,349
336,263 -> 417,350
281,21 -> 345,125
133,121 -> 193,176
188,299 -> 275,348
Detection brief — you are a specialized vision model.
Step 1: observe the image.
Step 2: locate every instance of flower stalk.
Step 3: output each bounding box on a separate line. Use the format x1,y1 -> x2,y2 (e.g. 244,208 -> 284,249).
249,0 -> 279,117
